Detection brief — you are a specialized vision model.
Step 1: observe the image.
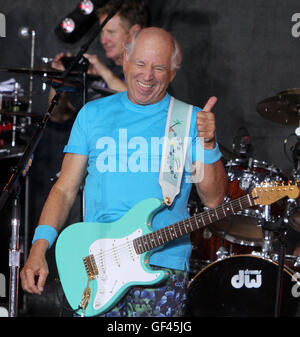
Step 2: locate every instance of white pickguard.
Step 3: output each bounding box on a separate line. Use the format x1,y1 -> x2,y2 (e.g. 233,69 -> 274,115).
89,229 -> 162,311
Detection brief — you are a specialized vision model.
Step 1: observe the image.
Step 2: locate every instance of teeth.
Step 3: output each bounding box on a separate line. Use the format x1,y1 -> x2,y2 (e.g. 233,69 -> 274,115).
137,81 -> 152,88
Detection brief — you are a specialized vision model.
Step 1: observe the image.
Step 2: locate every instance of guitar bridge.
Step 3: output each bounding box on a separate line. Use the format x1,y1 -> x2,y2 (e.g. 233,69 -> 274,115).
83,254 -> 99,280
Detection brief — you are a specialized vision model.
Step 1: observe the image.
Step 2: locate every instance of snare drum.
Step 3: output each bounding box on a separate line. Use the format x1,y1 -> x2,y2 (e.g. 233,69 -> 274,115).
209,158 -> 284,247
186,254 -> 300,317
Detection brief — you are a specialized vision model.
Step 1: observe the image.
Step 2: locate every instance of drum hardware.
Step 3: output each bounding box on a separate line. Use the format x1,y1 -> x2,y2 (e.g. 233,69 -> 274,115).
255,205 -> 292,317
0,91 -> 61,317
215,245 -> 229,260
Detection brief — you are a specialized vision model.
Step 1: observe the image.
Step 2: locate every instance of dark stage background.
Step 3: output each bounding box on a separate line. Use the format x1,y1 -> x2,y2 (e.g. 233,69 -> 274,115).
1,0 -> 300,317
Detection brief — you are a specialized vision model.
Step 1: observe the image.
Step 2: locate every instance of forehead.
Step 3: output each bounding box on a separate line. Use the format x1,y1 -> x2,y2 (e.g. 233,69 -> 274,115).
130,34 -> 173,65
100,14 -> 128,33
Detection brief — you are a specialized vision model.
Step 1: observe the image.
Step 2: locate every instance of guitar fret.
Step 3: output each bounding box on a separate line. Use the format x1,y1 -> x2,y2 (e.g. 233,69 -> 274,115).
214,208 -> 219,220
143,238 -> 150,251
222,204 -> 227,217
199,213 -> 205,228
170,226 -> 177,239
247,194 -> 254,207
232,200 -> 241,213
238,198 -> 243,210
186,219 -> 192,232
178,221 -> 183,236
192,215 -> 198,230
135,238 -> 145,254
156,231 -> 164,245
210,210 -> 217,222
131,188 -> 283,257
149,233 -> 156,249
207,211 -> 212,223
162,228 -> 169,243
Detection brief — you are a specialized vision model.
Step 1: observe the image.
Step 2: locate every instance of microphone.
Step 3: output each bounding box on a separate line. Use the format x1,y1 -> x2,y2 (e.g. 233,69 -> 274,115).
232,126 -> 253,158
18,27 -> 35,38
55,0 -> 111,43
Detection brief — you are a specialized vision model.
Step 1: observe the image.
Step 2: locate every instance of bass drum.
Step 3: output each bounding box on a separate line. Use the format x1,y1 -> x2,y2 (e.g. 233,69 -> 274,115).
186,255 -> 300,317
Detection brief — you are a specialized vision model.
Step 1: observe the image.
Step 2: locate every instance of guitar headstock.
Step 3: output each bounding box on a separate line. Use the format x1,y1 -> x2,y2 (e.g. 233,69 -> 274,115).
251,183 -> 299,205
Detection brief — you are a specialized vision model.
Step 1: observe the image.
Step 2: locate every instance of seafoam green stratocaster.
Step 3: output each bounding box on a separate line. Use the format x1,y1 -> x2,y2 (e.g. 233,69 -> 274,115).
55,184 -> 299,317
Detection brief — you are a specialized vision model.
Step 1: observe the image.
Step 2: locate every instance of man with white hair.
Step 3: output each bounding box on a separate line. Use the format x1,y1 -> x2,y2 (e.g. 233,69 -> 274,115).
21,27 -> 227,317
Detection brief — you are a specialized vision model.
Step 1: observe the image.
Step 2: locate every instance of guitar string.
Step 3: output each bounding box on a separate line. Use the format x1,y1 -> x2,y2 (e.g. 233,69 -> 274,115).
90,195 -> 253,268
89,186 -> 291,270
91,195 -> 252,264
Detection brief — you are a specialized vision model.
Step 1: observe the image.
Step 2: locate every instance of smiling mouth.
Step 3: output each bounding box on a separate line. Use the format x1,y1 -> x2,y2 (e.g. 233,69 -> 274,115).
137,80 -> 153,89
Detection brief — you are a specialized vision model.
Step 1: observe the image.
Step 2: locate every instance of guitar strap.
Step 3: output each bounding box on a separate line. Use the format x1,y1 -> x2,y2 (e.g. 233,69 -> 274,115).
159,96 -> 193,206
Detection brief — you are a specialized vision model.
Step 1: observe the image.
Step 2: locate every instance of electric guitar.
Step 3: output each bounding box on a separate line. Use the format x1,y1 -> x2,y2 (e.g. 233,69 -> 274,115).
55,184 -> 299,317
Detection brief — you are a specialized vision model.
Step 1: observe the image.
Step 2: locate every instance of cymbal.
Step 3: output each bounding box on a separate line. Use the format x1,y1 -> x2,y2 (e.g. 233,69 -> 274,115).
0,109 -> 38,118
0,66 -> 102,81
0,66 -> 63,76
257,89 -> 300,125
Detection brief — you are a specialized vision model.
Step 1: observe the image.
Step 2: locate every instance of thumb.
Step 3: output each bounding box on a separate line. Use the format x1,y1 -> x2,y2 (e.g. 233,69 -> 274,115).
37,271 -> 47,293
202,96 -> 218,112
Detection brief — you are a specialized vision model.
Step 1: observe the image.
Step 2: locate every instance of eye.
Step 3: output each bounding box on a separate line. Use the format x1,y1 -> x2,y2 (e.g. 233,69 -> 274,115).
154,66 -> 167,72
135,61 -> 145,67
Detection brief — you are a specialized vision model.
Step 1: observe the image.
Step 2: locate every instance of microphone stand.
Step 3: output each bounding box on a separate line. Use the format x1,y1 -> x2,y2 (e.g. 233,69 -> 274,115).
261,209 -> 288,317
0,0 -> 122,317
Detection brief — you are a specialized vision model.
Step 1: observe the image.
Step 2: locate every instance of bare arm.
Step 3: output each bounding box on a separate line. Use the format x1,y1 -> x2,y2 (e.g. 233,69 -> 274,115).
84,53 -> 127,92
194,97 -> 228,208
193,159 -> 228,208
20,153 -> 88,294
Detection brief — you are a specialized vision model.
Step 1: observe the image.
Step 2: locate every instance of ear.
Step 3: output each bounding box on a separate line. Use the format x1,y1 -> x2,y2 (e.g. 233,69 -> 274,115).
169,70 -> 177,83
128,24 -> 141,39
122,50 -> 129,74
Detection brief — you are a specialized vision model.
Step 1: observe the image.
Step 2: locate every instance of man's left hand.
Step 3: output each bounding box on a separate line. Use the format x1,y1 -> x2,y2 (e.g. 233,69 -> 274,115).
196,96 -> 218,149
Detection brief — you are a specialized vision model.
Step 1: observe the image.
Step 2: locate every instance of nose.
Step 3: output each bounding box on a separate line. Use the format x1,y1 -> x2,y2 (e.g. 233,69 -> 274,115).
100,31 -> 109,45
143,66 -> 154,81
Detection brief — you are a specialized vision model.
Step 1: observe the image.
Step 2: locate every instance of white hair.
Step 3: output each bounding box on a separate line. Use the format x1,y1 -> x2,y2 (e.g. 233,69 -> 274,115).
124,29 -> 183,71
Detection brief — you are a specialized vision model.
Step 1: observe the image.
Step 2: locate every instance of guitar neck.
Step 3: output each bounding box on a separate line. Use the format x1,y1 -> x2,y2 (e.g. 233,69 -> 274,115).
133,193 -> 255,254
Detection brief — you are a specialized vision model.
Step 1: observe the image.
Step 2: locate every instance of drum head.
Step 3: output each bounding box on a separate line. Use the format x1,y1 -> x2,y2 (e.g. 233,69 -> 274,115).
186,255 -> 300,317
208,213 -> 263,246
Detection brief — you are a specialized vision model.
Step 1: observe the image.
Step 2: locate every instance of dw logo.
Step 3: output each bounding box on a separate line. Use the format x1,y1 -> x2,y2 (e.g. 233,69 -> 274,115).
0,13 -> 5,37
231,270 -> 262,289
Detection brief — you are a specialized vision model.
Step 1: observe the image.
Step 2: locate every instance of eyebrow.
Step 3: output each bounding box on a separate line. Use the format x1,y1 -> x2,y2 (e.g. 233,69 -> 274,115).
134,58 -> 168,70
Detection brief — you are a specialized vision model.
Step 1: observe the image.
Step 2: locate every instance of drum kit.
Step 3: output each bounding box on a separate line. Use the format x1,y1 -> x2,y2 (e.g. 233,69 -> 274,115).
188,89 -> 300,317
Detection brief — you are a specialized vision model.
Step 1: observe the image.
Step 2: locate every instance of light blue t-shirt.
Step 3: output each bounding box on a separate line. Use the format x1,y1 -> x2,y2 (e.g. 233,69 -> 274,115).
64,91 -> 218,271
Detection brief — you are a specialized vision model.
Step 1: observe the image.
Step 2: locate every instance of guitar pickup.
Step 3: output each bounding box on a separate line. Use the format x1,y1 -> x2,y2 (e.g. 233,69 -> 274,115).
83,254 -> 99,280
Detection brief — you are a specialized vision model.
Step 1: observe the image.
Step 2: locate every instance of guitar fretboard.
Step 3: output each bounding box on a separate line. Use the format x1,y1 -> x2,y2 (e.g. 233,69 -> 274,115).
133,193 -> 255,254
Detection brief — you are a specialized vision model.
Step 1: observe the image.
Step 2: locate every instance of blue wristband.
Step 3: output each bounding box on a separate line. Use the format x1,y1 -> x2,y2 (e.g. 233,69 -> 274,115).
203,143 -> 222,164
32,225 -> 58,248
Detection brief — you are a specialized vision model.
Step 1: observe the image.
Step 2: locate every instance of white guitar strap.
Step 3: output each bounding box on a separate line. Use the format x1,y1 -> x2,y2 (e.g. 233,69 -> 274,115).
159,96 -> 193,206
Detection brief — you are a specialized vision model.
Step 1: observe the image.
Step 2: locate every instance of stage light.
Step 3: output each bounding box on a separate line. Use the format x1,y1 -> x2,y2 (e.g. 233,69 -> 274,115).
55,0 -> 109,43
